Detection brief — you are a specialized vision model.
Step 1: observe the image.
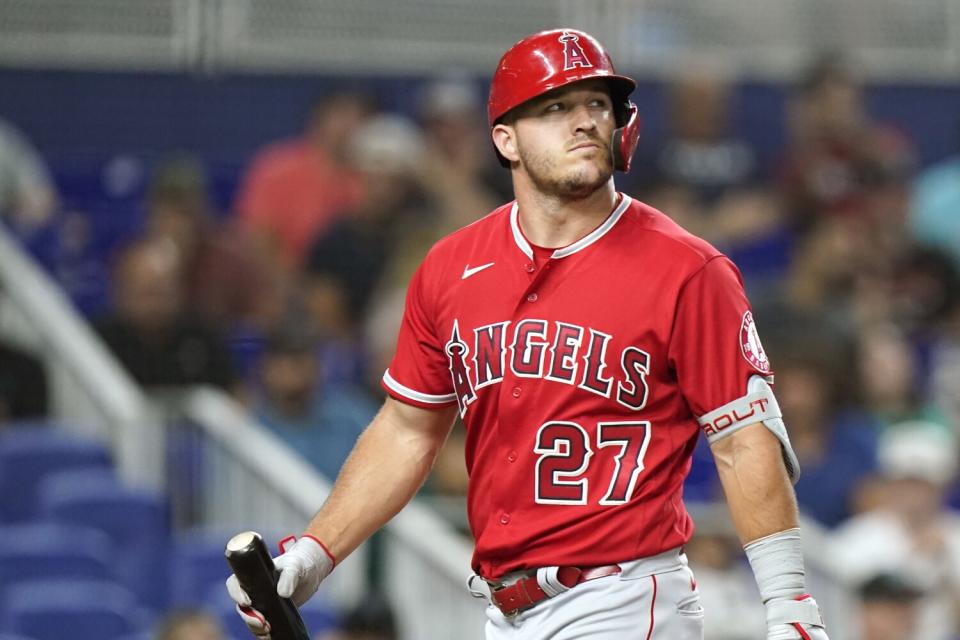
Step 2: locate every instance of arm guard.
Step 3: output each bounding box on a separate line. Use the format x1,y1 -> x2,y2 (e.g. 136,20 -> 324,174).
697,375 -> 801,483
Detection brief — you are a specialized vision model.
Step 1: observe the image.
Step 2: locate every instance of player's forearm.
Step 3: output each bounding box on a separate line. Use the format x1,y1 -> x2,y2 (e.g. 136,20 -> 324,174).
711,422 -> 800,545
302,400 -> 457,562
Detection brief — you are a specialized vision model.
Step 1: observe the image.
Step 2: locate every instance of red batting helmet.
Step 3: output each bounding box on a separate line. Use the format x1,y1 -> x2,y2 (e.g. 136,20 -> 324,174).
488,28 -> 641,172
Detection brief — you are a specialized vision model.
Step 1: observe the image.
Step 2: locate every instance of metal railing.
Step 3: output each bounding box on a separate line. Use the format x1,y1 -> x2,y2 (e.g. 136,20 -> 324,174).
1,0 -> 959,80
0,222 -> 482,636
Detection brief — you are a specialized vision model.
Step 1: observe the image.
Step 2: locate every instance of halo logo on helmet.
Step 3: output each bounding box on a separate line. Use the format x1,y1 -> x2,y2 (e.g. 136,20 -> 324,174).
559,31 -> 593,70
488,28 -> 642,172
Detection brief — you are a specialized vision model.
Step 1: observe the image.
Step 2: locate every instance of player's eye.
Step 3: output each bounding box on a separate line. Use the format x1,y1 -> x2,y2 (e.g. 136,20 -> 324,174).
544,102 -> 565,113
588,97 -> 611,109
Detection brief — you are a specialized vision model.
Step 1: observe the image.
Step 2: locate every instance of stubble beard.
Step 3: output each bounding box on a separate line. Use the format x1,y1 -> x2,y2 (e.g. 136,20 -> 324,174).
519,143 -> 613,200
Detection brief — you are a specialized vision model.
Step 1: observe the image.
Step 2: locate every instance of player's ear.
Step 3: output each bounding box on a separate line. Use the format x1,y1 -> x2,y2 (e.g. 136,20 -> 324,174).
492,124 -> 520,164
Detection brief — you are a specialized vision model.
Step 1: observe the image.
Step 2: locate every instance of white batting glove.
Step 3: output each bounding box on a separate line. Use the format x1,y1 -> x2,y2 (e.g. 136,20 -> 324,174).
225,535 -> 336,639
766,595 -> 829,640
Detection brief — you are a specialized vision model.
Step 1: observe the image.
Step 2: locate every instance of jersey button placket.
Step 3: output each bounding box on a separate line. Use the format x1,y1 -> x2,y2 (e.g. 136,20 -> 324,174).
526,292 -> 538,303
511,386 -> 521,398
507,450 -> 518,463
499,513 -> 511,525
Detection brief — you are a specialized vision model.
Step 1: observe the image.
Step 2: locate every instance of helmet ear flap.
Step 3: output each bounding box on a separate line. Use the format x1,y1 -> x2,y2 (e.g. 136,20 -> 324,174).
611,102 -> 641,172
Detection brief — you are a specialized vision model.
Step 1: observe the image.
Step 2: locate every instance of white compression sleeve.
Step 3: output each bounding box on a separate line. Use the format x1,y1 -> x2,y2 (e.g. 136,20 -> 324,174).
744,528 -> 806,604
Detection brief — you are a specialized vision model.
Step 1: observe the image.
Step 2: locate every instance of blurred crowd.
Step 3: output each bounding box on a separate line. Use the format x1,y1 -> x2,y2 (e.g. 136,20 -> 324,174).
1,53 -> 959,639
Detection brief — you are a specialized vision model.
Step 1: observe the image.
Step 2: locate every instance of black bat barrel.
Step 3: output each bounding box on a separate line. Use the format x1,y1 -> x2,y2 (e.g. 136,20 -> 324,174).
225,531 -> 311,640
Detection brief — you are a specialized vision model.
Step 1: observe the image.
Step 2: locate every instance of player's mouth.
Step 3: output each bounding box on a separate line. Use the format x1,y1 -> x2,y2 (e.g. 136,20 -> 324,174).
568,141 -> 600,152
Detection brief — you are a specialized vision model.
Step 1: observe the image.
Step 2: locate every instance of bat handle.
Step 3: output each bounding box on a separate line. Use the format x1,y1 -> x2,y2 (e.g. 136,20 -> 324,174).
225,531 -> 312,640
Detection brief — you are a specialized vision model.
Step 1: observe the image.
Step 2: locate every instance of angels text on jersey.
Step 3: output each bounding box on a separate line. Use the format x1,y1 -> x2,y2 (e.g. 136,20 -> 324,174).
445,317 -> 651,418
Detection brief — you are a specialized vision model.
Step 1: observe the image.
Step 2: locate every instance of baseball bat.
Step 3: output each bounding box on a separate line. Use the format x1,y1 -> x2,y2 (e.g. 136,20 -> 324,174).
225,531 -> 311,640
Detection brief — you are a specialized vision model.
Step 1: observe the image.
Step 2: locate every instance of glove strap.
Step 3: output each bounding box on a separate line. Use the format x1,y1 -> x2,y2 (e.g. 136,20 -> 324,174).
279,533 -> 337,570
766,595 -> 825,628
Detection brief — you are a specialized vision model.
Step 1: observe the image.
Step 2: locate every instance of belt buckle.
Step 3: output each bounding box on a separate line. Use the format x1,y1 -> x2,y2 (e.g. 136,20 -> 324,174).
486,577 -> 522,618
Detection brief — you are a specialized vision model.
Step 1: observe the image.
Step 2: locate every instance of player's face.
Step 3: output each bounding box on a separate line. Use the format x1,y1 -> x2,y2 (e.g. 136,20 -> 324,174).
510,80 -> 616,198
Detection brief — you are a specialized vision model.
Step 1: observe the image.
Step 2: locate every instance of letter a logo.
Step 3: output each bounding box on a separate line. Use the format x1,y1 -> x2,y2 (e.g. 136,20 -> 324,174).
559,31 -> 593,70
445,320 -> 477,417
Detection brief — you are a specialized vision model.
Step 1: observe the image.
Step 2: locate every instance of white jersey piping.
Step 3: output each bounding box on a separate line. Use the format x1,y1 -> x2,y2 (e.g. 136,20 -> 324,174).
383,369 -> 456,404
509,194 -> 632,260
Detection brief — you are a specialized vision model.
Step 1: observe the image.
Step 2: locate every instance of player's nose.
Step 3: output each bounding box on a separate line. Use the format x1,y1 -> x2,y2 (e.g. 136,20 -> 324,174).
569,103 -> 598,133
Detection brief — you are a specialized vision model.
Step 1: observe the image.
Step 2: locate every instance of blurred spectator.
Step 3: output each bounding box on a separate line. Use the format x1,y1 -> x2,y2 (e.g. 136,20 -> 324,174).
830,422 -> 960,640
855,572 -> 925,640
156,608 -> 226,640
772,332 -> 879,527
634,68 -> 786,284
911,141 -> 960,268
0,117 -> 58,228
252,323 -> 377,481
0,335 -> 48,424
856,322 -> 951,431
145,156 -> 283,332
782,222 -> 931,329
235,91 -> 375,269
644,67 -> 759,204
415,76 -> 508,217
304,114 -> 428,344
317,592 -> 397,640
358,85 -> 503,391
779,53 -> 914,234
95,237 -> 238,392
887,244 -> 960,335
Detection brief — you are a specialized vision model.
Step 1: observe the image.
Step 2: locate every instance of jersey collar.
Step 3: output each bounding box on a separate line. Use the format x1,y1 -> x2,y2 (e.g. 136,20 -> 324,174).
509,194 -> 632,260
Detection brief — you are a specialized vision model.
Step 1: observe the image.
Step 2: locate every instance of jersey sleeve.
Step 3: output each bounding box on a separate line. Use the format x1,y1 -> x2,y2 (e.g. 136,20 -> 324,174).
667,256 -> 775,423
381,261 -> 457,409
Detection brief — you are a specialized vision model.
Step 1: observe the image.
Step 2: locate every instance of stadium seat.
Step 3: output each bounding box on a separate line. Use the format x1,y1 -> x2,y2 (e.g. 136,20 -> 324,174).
1,579 -> 150,640
111,633 -> 153,640
0,427 -> 112,522
0,523 -> 113,589
169,528 -> 234,609
38,474 -> 170,612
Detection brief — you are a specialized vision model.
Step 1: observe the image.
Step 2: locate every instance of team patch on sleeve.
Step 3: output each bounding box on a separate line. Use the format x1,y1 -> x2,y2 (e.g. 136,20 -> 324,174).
739,311 -> 770,373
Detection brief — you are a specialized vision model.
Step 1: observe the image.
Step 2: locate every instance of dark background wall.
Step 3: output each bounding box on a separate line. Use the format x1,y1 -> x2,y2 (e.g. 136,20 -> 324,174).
2,69 -> 958,210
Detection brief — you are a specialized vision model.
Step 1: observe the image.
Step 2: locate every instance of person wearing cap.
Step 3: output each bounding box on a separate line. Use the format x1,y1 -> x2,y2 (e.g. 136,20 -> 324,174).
303,114 -> 430,346
855,572 -> 924,640
228,29 -> 828,639
830,422 -> 960,640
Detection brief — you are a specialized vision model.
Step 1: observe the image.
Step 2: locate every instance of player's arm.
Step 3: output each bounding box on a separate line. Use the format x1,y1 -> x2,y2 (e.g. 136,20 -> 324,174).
711,422 -> 798,542
227,397 -> 457,638
710,422 -> 829,640
304,396 -> 458,560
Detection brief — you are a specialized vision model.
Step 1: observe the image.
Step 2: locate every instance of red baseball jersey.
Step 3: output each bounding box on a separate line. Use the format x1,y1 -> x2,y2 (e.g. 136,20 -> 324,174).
382,194 -> 774,578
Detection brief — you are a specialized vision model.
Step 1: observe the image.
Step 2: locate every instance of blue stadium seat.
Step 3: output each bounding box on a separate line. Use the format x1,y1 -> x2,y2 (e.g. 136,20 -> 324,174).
36,467 -> 119,501
0,427 -> 112,522
38,475 -> 170,612
169,529 -> 234,609
1,579 -> 151,640
0,523 -> 113,589
0,634 -> 41,640
111,633 -> 153,640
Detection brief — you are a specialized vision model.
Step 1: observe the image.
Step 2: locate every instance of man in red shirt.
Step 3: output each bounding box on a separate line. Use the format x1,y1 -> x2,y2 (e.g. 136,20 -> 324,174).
235,92 -> 373,269
228,29 -> 829,640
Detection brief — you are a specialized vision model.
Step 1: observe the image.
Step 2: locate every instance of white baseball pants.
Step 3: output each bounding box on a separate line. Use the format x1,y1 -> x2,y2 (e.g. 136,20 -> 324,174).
481,549 -> 704,640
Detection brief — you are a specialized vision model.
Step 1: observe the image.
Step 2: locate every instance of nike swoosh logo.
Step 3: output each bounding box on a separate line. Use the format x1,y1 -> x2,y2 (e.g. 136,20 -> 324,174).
462,262 -> 495,279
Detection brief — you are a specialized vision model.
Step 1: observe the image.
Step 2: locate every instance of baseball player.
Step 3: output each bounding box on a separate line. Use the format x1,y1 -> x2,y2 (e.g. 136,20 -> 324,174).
227,29 -> 830,640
